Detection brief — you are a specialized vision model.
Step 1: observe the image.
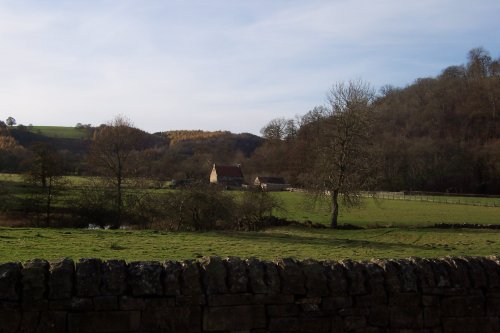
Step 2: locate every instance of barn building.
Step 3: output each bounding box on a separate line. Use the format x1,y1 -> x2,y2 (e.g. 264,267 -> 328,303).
254,176 -> 289,191
210,164 -> 244,187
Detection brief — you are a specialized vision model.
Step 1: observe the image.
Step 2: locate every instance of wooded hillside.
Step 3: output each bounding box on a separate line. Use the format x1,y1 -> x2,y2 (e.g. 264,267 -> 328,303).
252,48 -> 500,194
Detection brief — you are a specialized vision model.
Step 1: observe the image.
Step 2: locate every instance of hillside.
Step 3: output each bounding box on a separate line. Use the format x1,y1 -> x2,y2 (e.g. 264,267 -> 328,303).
28,126 -> 89,139
163,130 -> 263,157
10,127 -> 89,153
0,125 -> 263,178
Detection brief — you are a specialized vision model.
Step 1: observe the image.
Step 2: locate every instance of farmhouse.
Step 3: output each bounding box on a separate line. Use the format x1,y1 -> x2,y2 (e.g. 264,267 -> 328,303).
210,163 -> 244,187
254,176 -> 289,191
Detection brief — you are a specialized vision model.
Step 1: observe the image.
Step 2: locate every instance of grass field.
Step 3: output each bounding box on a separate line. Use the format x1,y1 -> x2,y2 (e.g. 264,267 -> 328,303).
273,192 -> 500,227
2,173 -> 500,227
0,226 -> 498,263
2,173 -> 500,262
28,126 -> 87,139
372,192 -> 500,206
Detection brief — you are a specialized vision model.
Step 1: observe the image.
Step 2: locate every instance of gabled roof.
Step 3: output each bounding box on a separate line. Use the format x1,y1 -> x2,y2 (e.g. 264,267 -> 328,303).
256,176 -> 286,184
214,164 -> 243,178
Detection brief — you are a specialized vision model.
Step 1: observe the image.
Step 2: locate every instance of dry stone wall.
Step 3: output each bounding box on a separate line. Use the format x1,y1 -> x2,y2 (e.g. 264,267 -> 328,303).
0,256 -> 499,332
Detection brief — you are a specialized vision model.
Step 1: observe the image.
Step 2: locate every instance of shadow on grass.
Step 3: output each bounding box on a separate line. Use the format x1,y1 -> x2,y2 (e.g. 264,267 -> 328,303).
214,228 -> 431,252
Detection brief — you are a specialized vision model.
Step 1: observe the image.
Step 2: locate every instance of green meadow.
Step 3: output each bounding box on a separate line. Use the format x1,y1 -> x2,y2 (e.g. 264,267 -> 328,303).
273,192 -> 500,227
0,226 -> 498,263
28,126 -> 87,139
2,173 -> 500,262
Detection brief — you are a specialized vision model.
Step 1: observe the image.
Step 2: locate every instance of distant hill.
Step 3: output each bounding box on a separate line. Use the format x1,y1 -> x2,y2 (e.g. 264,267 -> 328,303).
163,130 -> 230,145
10,127 -> 89,153
28,126 -> 89,139
161,130 -> 264,157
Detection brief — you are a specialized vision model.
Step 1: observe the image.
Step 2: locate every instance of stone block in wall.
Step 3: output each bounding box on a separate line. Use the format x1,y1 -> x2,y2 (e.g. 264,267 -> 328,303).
76,259 -> 102,297
355,293 -> 387,306
127,261 -> 163,296
422,295 -> 439,307
429,258 -> 451,289
246,258 -> 267,294
263,261 -> 280,294
389,305 -> 423,329
68,311 -> 141,333
324,261 -> 348,296
22,259 -> 49,310
181,260 -> 202,295
389,292 -> 421,307
144,298 -> 175,310
48,258 -> 74,299
373,259 -> 402,293
331,315 -> 344,332
341,260 -> 367,295
37,311 -> 67,333
277,258 -> 305,295
203,305 -> 265,331
0,301 -> 18,311
119,296 -> 145,310
322,296 -> 352,311
200,256 -> 227,295
93,296 -> 118,311
141,305 -> 201,332
442,317 -> 499,333
18,310 -> 39,332
176,295 -> 206,306
267,303 -> 299,317
368,305 -> 389,327
396,259 -> 419,292
344,315 -> 367,331
296,297 -> 322,316
101,260 -> 126,296
298,302 -> 322,316
479,257 -> 500,289
463,257 -> 488,289
50,297 -> 93,311
0,262 -> 21,301
364,261 -> 386,297
163,260 -> 182,296
254,293 -> 294,304
441,294 -> 485,317
0,310 -> 21,333
302,259 -> 328,297
486,295 -> 500,316
225,256 -> 248,294
269,317 -> 331,332
208,293 -> 255,306
338,306 -> 369,317
22,299 -> 48,311
443,257 -> 470,289
410,257 -> 437,291
423,306 -> 441,328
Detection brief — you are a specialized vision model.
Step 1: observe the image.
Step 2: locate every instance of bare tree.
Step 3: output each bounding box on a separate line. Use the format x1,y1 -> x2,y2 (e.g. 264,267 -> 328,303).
24,142 -> 64,226
87,115 -> 142,227
304,80 -> 377,228
260,118 -> 288,141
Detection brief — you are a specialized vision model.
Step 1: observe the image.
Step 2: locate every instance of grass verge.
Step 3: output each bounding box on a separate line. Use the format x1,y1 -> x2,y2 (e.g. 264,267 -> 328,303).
0,226 -> 498,263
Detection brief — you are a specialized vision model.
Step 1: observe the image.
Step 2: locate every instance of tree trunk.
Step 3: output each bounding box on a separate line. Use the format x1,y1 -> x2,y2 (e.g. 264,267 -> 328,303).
115,171 -> 122,229
330,189 -> 339,229
46,177 -> 52,227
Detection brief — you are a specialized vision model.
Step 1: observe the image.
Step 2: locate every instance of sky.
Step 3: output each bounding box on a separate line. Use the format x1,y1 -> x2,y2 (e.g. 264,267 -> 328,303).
0,1 -> 499,135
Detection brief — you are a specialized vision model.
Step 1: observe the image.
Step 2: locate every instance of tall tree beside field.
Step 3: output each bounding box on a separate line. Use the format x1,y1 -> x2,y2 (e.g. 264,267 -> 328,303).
88,115 -> 143,227
24,142 -> 64,226
302,80 -> 377,228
